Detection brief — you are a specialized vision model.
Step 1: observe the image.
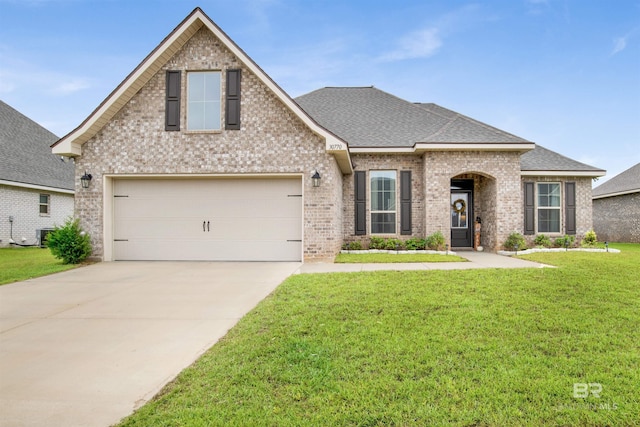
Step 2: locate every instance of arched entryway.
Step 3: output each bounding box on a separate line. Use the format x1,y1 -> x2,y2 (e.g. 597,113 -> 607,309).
450,172 -> 497,250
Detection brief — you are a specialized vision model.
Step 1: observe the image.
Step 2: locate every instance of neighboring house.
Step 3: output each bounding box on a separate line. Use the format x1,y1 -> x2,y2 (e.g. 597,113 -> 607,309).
0,100 -> 75,247
592,163 -> 640,243
51,8 -> 605,261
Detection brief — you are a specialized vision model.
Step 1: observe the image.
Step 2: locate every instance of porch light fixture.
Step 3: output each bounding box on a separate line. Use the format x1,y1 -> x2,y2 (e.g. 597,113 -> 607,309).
311,170 -> 321,187
80,171 -> 93,189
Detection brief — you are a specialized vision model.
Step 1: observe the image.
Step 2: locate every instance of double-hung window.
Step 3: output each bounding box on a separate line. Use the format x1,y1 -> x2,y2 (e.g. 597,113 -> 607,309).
39,194 -> 50,216
187,71 -> 221,131
537,183 -> 560,233
370,171 -> 396,234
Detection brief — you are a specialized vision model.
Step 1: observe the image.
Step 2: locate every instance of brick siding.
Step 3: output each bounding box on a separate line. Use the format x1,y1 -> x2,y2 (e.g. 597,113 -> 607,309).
75,27 -> 342,260
520,176 -> 594,247
0,184 -> 74,246
593,192 -> 640,243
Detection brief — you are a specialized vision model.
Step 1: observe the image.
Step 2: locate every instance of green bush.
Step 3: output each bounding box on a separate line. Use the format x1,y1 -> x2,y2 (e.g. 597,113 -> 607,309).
342,241 -> 364,251
47,218 -> 92,264
369,237 -> 386,250
533,234 -> 552,248
504,232 -> 526,251
581,229 -> 598,247
383,238 -> 405,250
405,237 -> 426,250
554,235 -> 575,248
425,231 -> 446,251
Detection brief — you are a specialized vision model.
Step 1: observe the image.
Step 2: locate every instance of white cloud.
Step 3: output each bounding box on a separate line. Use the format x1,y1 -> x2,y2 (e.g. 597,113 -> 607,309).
611,36 -> 627,55
48,79 -> 91,95
379,27 -> 442,62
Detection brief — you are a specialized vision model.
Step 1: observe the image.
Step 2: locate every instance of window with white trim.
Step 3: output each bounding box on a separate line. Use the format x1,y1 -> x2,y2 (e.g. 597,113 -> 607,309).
187,71 -> 221,131
39,194 -> 50,216
537,183 -> 560,233
370,170 -> 396,234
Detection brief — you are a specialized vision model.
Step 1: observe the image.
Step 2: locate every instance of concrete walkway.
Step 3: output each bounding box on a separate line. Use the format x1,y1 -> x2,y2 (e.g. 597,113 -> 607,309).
296,251 -> 550,273
0,262 -> 300,427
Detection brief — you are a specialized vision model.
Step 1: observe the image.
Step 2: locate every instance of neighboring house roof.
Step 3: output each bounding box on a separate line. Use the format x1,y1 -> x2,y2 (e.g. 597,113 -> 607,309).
51,7 -> 352,173
295,87 -> 534,151
592,162 -> 640,199
0,100 -> 74,192
521,144 -> 605,177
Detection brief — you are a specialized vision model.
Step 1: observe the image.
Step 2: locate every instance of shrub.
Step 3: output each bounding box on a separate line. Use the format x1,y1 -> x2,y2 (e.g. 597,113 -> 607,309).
581,229 -> 598,247
533,234 -> 552,248
554,235 -> 575,248
425,231 -> 446,251
369,237 -> 386,250
342,241 -> 364,251
384,238 -> 405,250
405,237 -> 426,250
504,232 -> 526,251
47,218 -> 92,264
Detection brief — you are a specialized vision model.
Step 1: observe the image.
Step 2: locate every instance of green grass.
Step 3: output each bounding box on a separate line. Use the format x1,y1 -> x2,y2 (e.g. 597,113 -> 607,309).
335,252 -> 466,263
0,247 -> 77,285
118,244 -> 640,426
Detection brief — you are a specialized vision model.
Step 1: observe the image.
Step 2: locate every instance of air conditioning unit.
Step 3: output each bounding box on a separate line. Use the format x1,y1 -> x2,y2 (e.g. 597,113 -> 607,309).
37,228 -> 54,248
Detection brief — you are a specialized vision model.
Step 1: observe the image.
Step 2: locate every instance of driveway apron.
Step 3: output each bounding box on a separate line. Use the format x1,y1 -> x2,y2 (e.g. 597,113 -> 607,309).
0,261 -> 300,427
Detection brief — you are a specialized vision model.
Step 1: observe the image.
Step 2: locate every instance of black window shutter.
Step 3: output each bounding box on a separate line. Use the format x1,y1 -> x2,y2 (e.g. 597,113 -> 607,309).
165,70 -> 181,131
524,181 -> 535,235
354,171 -> 366,235
400,171 -> 412,235
565,182 -> 576,235
225,69 -> 241,130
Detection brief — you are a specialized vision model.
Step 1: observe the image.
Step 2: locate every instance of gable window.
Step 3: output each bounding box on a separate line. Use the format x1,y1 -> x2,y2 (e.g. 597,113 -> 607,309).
537,183 -> 560,233
370,171 -> 396,234
187,71 -> 221,131
39,194 -> 50,216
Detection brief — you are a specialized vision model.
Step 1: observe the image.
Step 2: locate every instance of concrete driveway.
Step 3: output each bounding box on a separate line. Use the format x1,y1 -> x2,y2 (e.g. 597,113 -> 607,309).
0,261 -> 300,427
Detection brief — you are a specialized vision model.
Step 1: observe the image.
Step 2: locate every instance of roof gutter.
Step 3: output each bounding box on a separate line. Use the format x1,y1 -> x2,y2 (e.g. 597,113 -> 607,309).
521,170 -> 606,177
593,188 -> 640,199
349,142 -> 535,154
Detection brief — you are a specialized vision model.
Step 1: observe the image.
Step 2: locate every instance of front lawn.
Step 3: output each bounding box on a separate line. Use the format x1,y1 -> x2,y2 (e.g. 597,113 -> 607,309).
335,252 -> 465,263
119,245 -> 639,426
0,247 -> 77,285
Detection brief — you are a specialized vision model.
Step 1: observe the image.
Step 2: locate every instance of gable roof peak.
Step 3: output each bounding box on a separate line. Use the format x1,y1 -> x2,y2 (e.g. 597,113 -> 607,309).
51,7 -> 351,172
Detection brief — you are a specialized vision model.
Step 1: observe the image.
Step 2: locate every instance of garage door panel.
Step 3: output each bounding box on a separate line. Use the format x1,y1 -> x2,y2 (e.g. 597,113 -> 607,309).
211,218 -> 301,240
115,218 -> 208,240
113,178 -> 302,261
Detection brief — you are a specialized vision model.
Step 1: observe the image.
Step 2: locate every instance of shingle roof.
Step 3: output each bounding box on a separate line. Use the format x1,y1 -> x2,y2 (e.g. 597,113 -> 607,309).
295,87 -> 531,147
0,100 -> 74,191
592,162 -> 640,198
520,144 -> 605,173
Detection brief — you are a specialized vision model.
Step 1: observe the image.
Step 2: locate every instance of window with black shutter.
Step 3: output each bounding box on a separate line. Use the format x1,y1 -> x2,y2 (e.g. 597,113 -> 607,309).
165,70 -> 181,131
400,171 -> 412,235
225,69 -> 241,130
354,171 -> 366,235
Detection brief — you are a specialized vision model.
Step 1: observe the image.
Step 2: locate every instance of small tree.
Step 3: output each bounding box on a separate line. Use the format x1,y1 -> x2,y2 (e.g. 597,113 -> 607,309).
47,218 -> 92,264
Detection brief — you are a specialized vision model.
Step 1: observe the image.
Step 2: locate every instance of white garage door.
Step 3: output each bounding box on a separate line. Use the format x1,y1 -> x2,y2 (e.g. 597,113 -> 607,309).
113,178 -> 302,261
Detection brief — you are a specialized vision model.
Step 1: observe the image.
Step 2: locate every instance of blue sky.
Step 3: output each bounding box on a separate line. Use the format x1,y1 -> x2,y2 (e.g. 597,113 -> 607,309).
1,0 -> 639,184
